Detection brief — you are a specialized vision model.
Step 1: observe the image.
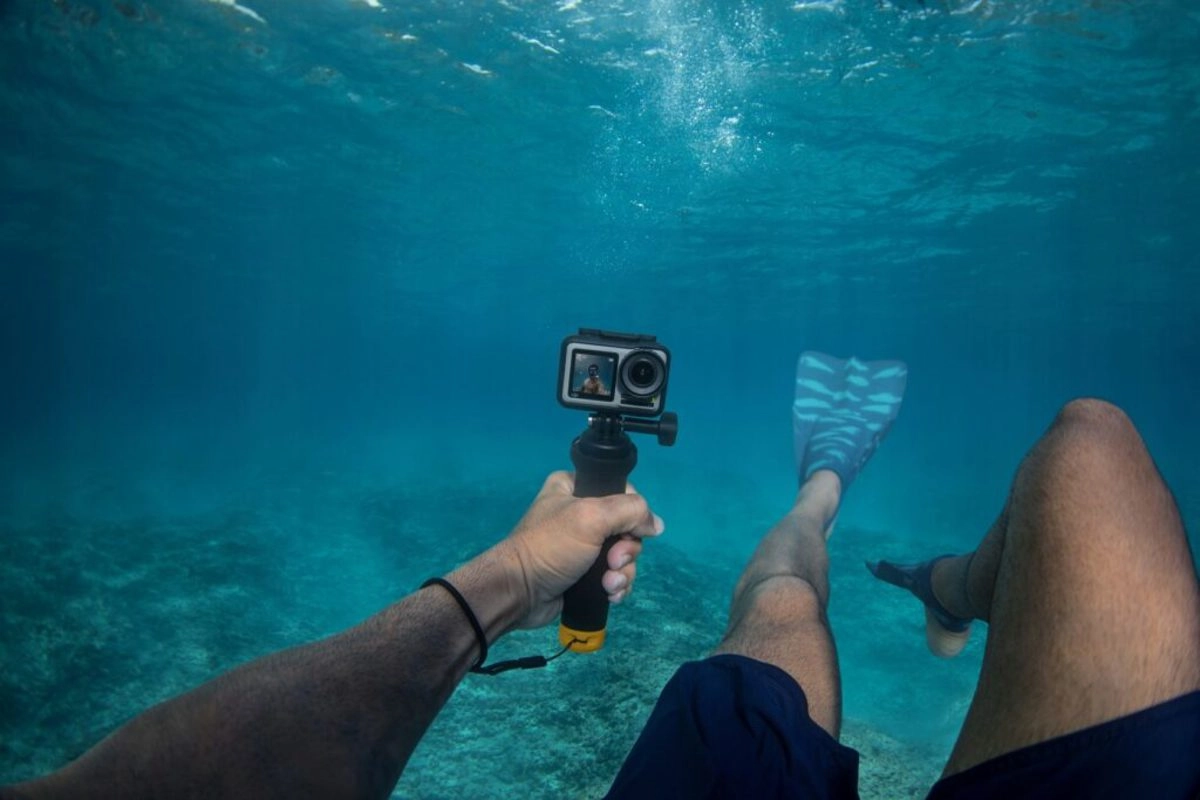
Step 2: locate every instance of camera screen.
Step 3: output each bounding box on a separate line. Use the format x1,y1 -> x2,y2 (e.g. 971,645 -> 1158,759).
568,350 -> 617,402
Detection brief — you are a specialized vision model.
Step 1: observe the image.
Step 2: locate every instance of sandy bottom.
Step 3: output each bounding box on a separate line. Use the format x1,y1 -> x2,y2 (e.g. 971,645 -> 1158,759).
0,467 -> 1016,799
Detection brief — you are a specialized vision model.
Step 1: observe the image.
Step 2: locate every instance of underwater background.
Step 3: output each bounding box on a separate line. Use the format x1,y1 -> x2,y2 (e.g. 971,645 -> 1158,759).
1,0 -> 1197,796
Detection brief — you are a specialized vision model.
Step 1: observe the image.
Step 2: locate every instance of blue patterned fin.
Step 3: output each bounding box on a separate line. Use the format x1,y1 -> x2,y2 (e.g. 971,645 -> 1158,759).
793,351 -> 907,491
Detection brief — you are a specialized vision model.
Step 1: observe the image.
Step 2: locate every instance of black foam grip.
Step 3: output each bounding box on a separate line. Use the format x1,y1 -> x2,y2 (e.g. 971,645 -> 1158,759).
560,536 -> 618,634
561,431 -> 637,637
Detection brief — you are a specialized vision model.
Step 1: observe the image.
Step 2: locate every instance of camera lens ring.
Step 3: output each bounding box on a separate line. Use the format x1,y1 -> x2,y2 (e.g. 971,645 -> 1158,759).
620,351 -> 666,398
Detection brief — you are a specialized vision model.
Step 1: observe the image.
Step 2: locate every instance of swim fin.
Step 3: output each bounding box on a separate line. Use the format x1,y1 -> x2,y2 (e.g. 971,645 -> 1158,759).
793,351 -> 907,492
866,556 -> 971,633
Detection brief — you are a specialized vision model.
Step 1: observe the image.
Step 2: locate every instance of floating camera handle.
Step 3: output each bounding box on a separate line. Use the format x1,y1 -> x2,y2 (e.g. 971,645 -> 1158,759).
558,411 -> 678,653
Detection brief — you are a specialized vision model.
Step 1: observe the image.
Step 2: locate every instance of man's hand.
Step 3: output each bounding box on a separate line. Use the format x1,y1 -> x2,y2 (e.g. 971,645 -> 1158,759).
0,472 -> 663,800
499,471 -> 664,630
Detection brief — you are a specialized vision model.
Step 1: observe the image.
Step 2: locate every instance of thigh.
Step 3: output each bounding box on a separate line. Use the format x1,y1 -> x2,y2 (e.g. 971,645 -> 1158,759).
946,400 -> 1200,775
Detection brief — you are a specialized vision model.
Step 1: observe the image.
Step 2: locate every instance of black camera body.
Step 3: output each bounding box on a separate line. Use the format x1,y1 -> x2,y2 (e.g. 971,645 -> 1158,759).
558,329 -> 670,418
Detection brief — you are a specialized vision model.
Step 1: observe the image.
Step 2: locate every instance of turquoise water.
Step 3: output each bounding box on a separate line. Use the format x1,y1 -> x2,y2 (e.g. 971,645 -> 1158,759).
1,0 -> 1197,796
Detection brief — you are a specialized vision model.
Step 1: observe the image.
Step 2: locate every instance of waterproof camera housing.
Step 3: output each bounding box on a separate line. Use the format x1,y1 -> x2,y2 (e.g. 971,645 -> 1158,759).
558,329 -> 670,418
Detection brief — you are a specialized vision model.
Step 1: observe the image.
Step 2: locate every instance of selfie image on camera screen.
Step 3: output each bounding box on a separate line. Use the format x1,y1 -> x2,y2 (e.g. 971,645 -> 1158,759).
570,352 -> 617,401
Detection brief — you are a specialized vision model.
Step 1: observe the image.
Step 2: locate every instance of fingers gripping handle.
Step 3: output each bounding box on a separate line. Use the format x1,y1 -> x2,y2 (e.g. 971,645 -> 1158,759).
559,427 -> 638,653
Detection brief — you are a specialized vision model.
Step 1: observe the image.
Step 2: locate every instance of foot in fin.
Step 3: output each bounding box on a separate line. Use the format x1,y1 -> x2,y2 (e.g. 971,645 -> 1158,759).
866,556 -> 973,658
793,351 -> 907,492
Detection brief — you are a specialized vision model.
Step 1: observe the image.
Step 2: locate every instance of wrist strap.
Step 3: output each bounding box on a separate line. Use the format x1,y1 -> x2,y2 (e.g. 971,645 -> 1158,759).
421,577 -> 489,672
420,577 -> 576,676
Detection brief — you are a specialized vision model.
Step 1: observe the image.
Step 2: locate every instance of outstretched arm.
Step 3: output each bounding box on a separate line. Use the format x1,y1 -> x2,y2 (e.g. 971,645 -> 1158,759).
2,472 -> 662,800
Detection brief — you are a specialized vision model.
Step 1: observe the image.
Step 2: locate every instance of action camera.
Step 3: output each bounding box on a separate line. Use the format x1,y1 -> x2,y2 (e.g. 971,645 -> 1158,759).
558,329 -> 670,418
555,327 -> 677,654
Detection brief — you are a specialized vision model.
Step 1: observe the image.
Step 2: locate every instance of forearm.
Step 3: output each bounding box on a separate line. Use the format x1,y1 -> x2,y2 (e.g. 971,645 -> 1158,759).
5,545 -> 528,800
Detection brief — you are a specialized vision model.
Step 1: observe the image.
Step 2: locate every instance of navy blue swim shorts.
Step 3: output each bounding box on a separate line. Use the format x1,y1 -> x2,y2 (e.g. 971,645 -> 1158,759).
605,654 -> 1200,799
604,654 -> 860,799
927,688 -> 1200,799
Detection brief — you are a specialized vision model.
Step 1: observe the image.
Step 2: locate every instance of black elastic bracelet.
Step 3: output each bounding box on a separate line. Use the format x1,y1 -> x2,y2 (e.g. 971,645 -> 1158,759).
421,577 -> 489,673
419,577 -> 577,676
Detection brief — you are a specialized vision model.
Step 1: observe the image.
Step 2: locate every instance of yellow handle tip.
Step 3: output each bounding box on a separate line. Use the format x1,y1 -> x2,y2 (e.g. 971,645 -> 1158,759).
559,623 -> 606,652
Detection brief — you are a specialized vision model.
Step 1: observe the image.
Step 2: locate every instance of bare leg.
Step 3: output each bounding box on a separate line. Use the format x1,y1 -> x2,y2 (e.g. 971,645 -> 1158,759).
714,470 -> 843,737
903,399 -> 1200,775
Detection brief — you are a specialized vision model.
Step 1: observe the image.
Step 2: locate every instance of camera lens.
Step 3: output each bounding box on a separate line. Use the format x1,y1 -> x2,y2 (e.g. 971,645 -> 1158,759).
620,351 -> 665,398
629,360 -> 657,387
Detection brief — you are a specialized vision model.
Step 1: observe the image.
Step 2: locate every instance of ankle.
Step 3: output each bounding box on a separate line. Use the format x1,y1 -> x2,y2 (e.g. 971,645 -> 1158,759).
931,555 -> 977,621
794,470 -> 841,526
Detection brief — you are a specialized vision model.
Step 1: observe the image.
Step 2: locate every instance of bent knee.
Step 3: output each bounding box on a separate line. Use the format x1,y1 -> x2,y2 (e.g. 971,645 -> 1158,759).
1039,397 -> 1151,474
1015,397 -> 1179,550
732,574 -> 826,628
1053,398 -> 1137,443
